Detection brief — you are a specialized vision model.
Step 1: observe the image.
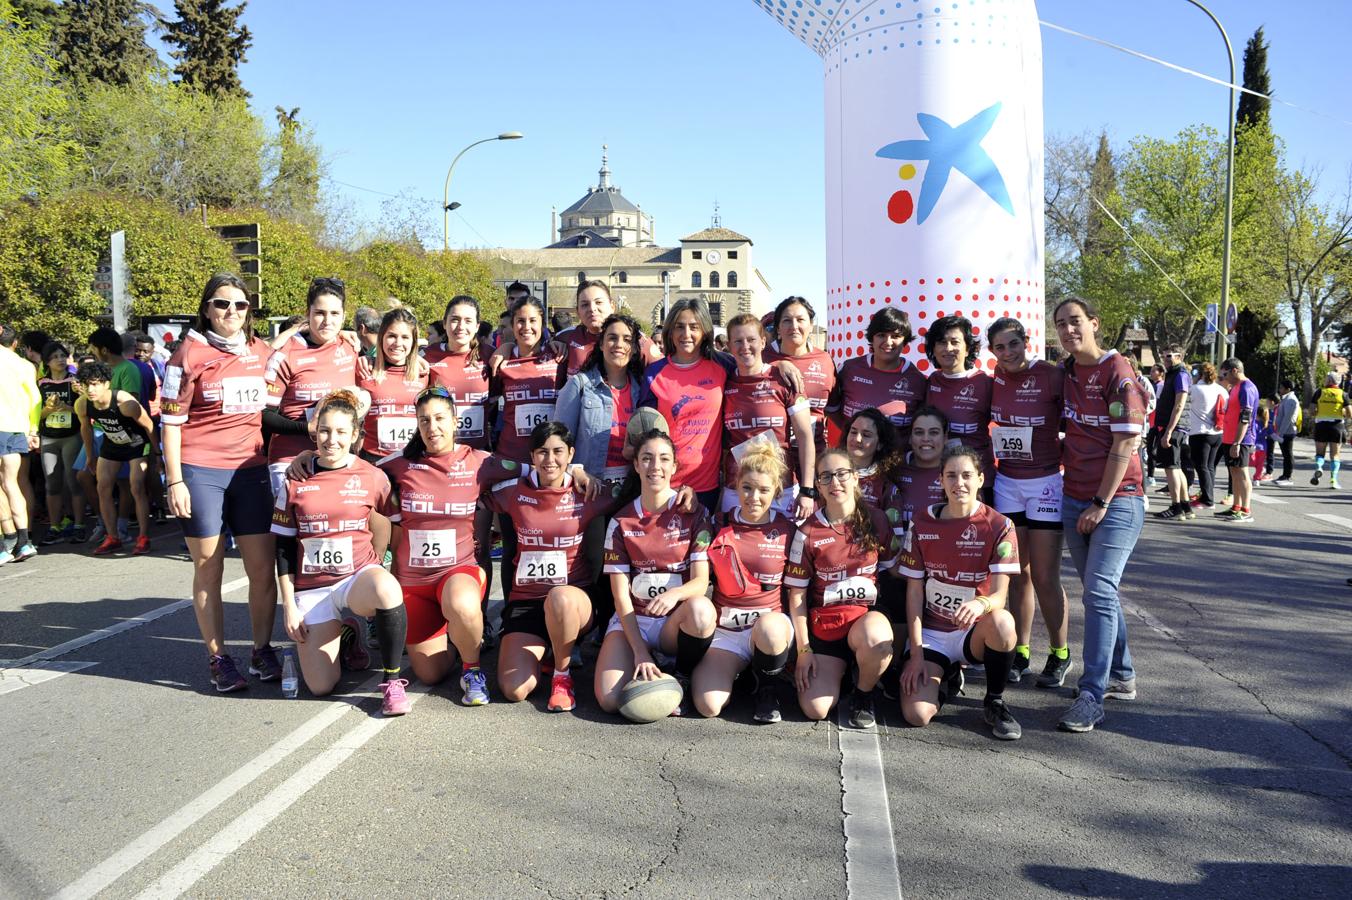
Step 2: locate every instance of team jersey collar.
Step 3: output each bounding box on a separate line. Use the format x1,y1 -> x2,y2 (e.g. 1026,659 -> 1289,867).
938,367 -> 979,379
633,493 -> 678,518
868,355 -> 910,374
527,468 -> 573,490
309,454 -> 357,475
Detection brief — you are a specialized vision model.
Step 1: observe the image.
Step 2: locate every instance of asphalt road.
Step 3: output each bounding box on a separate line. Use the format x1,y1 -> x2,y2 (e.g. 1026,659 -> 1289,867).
2,451 -> 1350,899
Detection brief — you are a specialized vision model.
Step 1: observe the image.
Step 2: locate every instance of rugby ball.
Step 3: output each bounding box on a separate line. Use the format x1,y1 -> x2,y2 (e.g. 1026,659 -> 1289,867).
618,673 -> 683,723
626,407 -> 670,446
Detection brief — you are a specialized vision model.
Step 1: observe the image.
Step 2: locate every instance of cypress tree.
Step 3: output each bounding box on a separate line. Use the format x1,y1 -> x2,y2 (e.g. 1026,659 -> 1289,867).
54,0 -> 156,87
162,0 -> 252,97
1236,26 -> 1271,130
1085,132 -> 1117,259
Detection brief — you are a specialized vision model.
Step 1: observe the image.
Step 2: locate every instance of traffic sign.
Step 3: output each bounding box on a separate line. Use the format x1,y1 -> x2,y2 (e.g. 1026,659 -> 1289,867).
1205,303 -> 1218,334
1226,304 -> 1238,334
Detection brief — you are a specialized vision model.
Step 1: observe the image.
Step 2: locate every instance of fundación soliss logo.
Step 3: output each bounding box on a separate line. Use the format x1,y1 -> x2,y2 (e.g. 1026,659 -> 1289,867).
875,101 -> 1014,225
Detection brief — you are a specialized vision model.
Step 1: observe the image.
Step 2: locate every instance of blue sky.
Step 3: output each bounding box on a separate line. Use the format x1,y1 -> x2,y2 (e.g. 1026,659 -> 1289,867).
184,0 -> 1352,300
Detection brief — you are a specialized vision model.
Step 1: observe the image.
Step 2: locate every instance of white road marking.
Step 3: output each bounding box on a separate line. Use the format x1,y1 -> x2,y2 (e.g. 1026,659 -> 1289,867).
53,673 -> 386,900
0,567 -> 39,582
1307,513 -> 1352,530
0,661 -> 97,695
1246,492 -> 1286,505
837,711 -> 904,900
0,576 -> 249,672
133,682 -> 428,900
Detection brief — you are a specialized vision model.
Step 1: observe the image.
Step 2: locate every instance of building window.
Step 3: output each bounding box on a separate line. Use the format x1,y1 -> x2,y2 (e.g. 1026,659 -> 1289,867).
728,250 -> 738,259
617,271 -> 627,284
691,271 -> 702,288
691,250 -> 702,259
709,271 -> 720,288
708,301 -> 723,325
727,271 -> 737,288
578,271 -> 586,284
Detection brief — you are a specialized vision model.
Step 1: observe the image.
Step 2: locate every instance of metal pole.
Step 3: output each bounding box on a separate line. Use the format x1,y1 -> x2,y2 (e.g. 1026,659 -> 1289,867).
1184,1 -> 1236,365
442,133 -> 523,251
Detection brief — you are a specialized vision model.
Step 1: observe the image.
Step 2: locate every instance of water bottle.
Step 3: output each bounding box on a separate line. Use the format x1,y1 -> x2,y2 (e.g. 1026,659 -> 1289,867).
281,650 -> 299,699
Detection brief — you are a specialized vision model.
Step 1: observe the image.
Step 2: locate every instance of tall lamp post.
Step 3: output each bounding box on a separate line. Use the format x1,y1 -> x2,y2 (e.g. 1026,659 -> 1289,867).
1184,0 -> 1236,365
1274,322 -> 1290,397
443,132 -> 524,251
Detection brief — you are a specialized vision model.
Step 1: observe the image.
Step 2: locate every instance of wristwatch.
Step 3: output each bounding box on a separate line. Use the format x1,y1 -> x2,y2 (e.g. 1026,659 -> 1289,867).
800,486 -> 818,499
1091,495 -> 1109,509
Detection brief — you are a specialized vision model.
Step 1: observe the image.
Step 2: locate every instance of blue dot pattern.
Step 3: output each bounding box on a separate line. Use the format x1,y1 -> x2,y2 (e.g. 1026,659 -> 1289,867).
752,0 -> 1019,62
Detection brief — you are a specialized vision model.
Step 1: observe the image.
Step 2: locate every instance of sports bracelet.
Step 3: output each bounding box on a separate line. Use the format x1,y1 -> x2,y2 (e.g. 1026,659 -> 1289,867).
166,480 -> 184,488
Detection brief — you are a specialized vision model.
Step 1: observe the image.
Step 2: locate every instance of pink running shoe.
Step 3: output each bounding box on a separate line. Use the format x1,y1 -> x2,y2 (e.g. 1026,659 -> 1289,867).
380,678 -> 411,716
547,671 -> 576,712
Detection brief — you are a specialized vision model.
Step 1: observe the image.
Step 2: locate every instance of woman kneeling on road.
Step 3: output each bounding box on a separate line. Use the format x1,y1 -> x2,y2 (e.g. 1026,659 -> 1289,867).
897,444 -> 1023,741
594,430 -> 716,716
273,390 -> 411,716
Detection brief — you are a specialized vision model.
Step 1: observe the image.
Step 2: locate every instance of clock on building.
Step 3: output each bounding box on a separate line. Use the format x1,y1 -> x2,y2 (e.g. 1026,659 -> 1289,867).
705,250 -> 722,265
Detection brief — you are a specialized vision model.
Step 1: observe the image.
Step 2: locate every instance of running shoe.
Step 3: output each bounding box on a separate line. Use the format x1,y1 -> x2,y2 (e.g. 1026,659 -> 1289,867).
1010,651 -> 1031,684
1332,479 -> 1342,490
339,616 -> 371,671
12,543 -> 37,562
1104,677 -> 1137,700
380,678 -> 411,716
1153,505 -> 1184,520
490,538 -> 503,560
1311,470 -> 1323,485
1214,508 -> 1241,520
89,521 -> 106,544
209,654 -> 248,693
984,697 -> 1022,740
1180,505 -> 1196,520
460,667 -> 490,706
547,671 -> 576,712
669,674 -> 691,717
0,549 -> 12,566
846,688 -> 877,729
70,524 -> 88,544
92,536 -> 123,555
945,666 -> 965,701
132,535 -> 151,556
248,645 -> 282,682
1273,479 -> 1292,486
753,680 -> 782,724
39,527 -> 65,546
116,520 -> 131,543
1035,654 -> 1074,688
1057,692 -> 1104,733
1227,511 -> 1254,523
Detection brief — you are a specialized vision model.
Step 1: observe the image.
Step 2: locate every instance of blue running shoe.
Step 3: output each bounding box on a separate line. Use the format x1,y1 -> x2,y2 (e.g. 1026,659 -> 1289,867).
459,668 -> 490,706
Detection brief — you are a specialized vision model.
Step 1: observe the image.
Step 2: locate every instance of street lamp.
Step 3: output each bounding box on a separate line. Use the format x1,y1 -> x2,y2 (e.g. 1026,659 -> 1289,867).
443,132 -> 523,251
1184,1 -> 1236,366
1274,321 -> 1291,396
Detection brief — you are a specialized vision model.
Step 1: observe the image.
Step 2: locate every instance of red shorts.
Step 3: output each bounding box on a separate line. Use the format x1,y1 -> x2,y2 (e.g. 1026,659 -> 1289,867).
402,565 -> 488,645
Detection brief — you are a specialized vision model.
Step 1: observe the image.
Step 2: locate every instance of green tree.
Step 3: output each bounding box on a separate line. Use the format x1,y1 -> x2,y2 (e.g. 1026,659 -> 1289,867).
55,0 -> 156,88
10,0 -> 59,31
0,0 -> 73,201
162,0 -> 251,97
264,106 -> 324,232
66,71 -> 264,211
1236,26 -> 1272,131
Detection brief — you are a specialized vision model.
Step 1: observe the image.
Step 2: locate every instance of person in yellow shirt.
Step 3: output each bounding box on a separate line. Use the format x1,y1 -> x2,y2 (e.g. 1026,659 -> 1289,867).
1309,372 -> 1351,489
0,325 -> 42,563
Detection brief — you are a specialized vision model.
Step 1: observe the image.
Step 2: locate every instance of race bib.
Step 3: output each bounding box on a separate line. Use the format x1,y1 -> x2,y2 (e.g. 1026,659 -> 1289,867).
221,376 -> 267,414
823,575 -> 878,606
925,579 -> 976,620
456,405 -> 485,440
718,606 -> 773,630
992,425 -> 1033,461
408,528 -> 456,568
516,549 -> 567,586
632,571 -> 682,601
301,535 -> 354,576
601,465 -> 629,482
730,429 -> 780,464
103,428 -> 134,445
514,403 -> 553,436
46,410 -> 72,429
377,416 -> 418,451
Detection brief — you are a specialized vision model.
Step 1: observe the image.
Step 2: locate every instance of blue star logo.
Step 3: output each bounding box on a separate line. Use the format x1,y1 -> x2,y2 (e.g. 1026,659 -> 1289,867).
875,102 -> 1014,225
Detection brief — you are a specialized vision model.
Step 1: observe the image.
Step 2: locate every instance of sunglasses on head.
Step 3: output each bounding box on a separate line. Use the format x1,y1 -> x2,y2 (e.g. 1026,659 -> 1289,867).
417,385 -> 454,404
210,298 -> 251,312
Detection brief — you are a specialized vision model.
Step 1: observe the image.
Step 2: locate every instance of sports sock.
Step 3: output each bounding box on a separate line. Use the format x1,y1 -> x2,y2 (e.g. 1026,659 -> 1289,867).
1333,459 -> 1342,479
116,516 -> 129,534
676,629 -> 714,677
1316,455 -> 1325,471
2,533 -> 16,552
1014,643 -> 1030,660
373,605 -> 407,676
752,646 -> 790,678
1051,645 -> 1069,660
462,660 -> 480,673
15,528 -> 29,547
983,647 -> 1014,701
553,667 -> 570,679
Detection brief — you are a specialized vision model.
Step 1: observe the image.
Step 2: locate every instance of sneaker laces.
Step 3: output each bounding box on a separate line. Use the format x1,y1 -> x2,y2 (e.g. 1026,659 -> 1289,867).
214,654 -> 243,683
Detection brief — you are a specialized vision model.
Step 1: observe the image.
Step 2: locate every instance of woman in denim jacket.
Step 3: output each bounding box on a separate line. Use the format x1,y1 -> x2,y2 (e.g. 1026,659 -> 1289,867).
554,312 -> 647,484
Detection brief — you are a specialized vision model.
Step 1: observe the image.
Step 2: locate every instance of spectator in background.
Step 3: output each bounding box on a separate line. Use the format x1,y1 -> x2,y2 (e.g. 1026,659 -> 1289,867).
122,333 -> 156,414
1309,371 -> 1350,489
37,342 -> 85,544
550,309 -> 574,335
133,332 -> 166,381
1187,363 -> 1227,510
1152,346 -> 1193,520
88,326 -> 142,400
353,306 -> 381,360
20,330 -> 52,378
0,324 -> 42,563
1217,358 -> 1259,522
1273,378 -> 1300,485
491,311 -> 512,350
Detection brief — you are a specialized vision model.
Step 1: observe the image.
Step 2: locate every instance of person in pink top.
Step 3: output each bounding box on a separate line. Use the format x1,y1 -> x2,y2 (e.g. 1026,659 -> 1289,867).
924,315 -> 995,491
356,308 -> 428,462
827,306 -> 928,444
161,274 -> 281,694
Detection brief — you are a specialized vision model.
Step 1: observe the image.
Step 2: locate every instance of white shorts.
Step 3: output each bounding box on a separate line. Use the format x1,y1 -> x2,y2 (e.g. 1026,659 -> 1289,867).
721,484 -> 798,519
709,625 -> 756,663
993,471 -> 1062,525
293,564 -> 382,627
267,462 -> 288,499
906,625 -> 977,667
606,612 -> 668,651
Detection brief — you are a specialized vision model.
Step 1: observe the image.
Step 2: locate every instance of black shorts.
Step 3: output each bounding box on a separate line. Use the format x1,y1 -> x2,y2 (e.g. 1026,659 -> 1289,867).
1151,428 -> 1186,468
1314,421 -> 1345,444
501,580 -> 609,641
808,630 -> 853,661
1220,443 -> 1254,467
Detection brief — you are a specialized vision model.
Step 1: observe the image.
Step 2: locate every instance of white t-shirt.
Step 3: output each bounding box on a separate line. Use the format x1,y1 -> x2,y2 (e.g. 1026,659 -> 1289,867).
1188,382 -> 1228,435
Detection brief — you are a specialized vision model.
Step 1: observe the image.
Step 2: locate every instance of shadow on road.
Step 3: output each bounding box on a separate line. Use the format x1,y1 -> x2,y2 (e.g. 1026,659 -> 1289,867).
1025,861 -> 1352,898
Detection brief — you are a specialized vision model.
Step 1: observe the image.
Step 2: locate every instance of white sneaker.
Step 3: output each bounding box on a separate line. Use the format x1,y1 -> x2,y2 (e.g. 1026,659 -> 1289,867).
1332,480 -> 1342,490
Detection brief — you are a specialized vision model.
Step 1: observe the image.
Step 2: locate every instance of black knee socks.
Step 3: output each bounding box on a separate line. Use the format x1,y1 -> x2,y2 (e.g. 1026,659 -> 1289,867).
984,647 -> 1014,701
374,606 -> 407,678
752,647 -> 789,678
675,630 -> 713,677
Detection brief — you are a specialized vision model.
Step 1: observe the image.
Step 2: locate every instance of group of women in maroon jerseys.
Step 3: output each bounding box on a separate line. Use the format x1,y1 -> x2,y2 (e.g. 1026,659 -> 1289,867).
167,270 -> 1143,737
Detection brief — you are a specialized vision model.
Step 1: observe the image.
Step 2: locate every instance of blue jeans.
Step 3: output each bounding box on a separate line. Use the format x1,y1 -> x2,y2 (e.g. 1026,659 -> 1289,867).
1062,494 -> 1144,702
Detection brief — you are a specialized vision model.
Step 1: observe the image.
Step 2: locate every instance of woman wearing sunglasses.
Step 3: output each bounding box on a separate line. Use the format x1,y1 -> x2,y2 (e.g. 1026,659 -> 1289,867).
160,274 -> 282,693
787,450 -> 900,730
